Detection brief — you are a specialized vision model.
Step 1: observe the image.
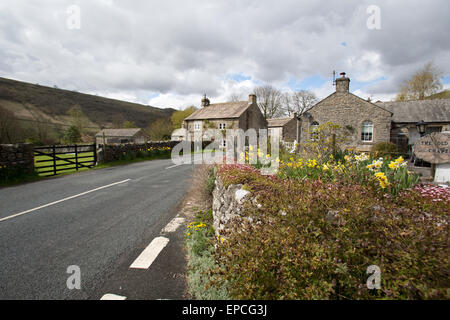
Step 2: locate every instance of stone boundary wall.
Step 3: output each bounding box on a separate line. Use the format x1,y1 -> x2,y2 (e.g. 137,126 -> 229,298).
98,140 -> 211,163
99,141 -> 179,163
212,175 -> 253,236
0,143 -> 34,174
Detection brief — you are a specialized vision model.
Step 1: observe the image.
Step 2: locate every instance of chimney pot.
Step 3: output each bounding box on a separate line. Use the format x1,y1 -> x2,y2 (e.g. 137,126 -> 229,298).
201,94 -> 210,107
335,72 -> 350,93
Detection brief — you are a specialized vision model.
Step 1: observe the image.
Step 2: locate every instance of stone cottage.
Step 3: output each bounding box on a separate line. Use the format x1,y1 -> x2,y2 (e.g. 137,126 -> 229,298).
267,114 -> 301,142
299,72 -> 393,152
183,94 -> 268,147
95,128 -> 149,148
376,99 -> 450,156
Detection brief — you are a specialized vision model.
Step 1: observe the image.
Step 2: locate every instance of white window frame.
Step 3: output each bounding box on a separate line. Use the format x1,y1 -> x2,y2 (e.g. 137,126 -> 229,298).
219,123 -> 227,130
361,121 -> 374,142
194,121 -> 202,132
310,121 -> 319,140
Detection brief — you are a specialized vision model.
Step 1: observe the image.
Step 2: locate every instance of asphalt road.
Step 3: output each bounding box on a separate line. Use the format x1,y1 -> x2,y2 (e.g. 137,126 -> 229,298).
0,159 -> 194,299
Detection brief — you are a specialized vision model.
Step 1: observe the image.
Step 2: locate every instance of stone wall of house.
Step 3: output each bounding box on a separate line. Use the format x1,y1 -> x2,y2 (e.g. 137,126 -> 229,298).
282,117 -> 299,142
300,92 -> 392,152
212,175 -> 253,236
0,143 -> 35,174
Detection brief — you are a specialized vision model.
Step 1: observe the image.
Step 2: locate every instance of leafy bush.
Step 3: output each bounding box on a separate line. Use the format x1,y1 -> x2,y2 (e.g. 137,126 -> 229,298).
205,166 -> 217,195
371,142 -> 401,159
0,165 -> 39,185
212,165 -> 449,300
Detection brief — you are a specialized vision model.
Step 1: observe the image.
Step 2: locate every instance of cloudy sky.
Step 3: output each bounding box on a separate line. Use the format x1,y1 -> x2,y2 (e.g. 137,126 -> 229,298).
1,0 -> 449,109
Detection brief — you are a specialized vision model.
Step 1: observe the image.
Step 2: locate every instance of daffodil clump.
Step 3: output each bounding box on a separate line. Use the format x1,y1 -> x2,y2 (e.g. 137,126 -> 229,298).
238,146 -> 273,169
186,221 -> 207,237
276,152 -> 419,195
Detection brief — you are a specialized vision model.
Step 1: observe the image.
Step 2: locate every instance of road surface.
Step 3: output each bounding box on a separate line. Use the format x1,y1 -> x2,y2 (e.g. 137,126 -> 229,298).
0,159 -> 194,299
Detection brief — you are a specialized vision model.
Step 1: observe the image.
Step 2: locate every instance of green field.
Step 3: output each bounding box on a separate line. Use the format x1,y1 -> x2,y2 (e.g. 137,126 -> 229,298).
34,152 -> 95,176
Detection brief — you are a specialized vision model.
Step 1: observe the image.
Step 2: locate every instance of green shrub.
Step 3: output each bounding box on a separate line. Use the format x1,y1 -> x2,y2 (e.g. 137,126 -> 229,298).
371,142 -> 401,159
0,166 -> 39,185
213,165 -> 449,300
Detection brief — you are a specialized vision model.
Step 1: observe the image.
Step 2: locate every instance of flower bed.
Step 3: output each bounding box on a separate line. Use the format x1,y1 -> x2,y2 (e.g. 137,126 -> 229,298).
211,163 -> 449,300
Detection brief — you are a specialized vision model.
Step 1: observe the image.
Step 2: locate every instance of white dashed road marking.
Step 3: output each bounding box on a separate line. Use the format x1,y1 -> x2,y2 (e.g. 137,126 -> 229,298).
165,164 -> 182,169
100,294 -> 127,300
130,236 -> 170,269
0,179 -> 131,223
161,216 -> 185,233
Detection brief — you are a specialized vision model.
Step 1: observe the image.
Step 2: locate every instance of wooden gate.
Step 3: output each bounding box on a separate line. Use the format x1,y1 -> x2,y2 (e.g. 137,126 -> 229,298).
34,144 -> 97,176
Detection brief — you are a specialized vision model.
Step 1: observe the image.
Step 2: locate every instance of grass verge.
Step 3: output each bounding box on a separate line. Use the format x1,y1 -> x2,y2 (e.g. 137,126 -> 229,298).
183,165 -> 230,300
185,209 -> 230,300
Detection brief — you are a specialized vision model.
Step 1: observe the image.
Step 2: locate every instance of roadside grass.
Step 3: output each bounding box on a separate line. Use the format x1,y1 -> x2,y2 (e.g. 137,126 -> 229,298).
183,164 -> 230,300
185,209 -> 230,300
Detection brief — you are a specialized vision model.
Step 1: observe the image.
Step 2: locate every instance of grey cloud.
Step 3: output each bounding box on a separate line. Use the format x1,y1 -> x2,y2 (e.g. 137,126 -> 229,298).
0,0 -> 448,106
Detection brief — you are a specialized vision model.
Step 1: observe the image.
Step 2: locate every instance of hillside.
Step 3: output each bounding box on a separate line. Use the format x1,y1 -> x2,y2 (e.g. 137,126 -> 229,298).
426,90 -> 450,100
0,76 -> 175,143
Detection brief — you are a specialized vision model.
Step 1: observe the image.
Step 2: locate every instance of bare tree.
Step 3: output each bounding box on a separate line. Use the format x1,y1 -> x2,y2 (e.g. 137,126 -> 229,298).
396,62 -> 443,101
228,93 -> 243,102
291,90 -> 318,115
280,92 -> 292,116
254,85 -> 283,119
0,105 -> 19,143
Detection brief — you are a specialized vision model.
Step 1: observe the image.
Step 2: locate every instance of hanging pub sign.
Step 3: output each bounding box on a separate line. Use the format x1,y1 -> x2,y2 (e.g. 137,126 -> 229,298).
413,132 -> 450,164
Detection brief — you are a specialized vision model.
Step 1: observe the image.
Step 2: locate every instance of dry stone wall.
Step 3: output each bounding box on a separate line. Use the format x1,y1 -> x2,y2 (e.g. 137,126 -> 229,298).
212,175 -> 252,236
0,143 -> 35,174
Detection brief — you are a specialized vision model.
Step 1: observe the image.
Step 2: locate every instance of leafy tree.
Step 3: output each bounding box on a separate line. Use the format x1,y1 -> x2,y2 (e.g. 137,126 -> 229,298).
67,105 -> 89,134
147,118 -> 173,141
64,125 -> 81,144
122,120 -> 136,128
396,62 -> 443,101
171,106 -> 196,129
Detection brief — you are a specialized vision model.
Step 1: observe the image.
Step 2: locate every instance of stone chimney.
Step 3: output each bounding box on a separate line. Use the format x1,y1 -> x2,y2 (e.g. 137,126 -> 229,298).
249,93 -> 257,104
201,94 -> 210,107
335,72 -> 350,93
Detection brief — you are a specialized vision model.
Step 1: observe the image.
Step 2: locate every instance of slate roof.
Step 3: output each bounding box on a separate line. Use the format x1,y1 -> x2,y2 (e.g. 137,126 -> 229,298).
95,128 -> 143,137
375,99 -> 450,123
267,117 -> 293,127
184,101 -> 251,120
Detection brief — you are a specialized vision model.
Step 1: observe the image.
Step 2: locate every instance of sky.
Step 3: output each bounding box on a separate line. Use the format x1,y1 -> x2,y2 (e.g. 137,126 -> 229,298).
1,0 -> 449,110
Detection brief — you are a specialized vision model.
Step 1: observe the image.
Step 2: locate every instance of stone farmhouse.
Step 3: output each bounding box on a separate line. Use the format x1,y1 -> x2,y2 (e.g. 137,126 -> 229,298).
299,72 -> 393,152
179,72 -> 449,157
182,94 -> 267,147
95,128 -> 149,148
267,115 -> 301,143
298,72 -> 450,155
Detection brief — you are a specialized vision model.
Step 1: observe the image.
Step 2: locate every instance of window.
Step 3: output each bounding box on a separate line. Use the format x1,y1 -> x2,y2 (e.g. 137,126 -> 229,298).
194,122 -> 202,131
310,121 -> 319,140
361,121 -> 373,142
221,139 -> 227,148
219,123 -> 227,130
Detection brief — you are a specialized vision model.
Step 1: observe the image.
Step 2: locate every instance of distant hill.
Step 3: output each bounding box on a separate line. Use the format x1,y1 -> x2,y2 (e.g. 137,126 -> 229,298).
0,76 -> 176,144
425,90 -> 450,100
0,76 -> 175,128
